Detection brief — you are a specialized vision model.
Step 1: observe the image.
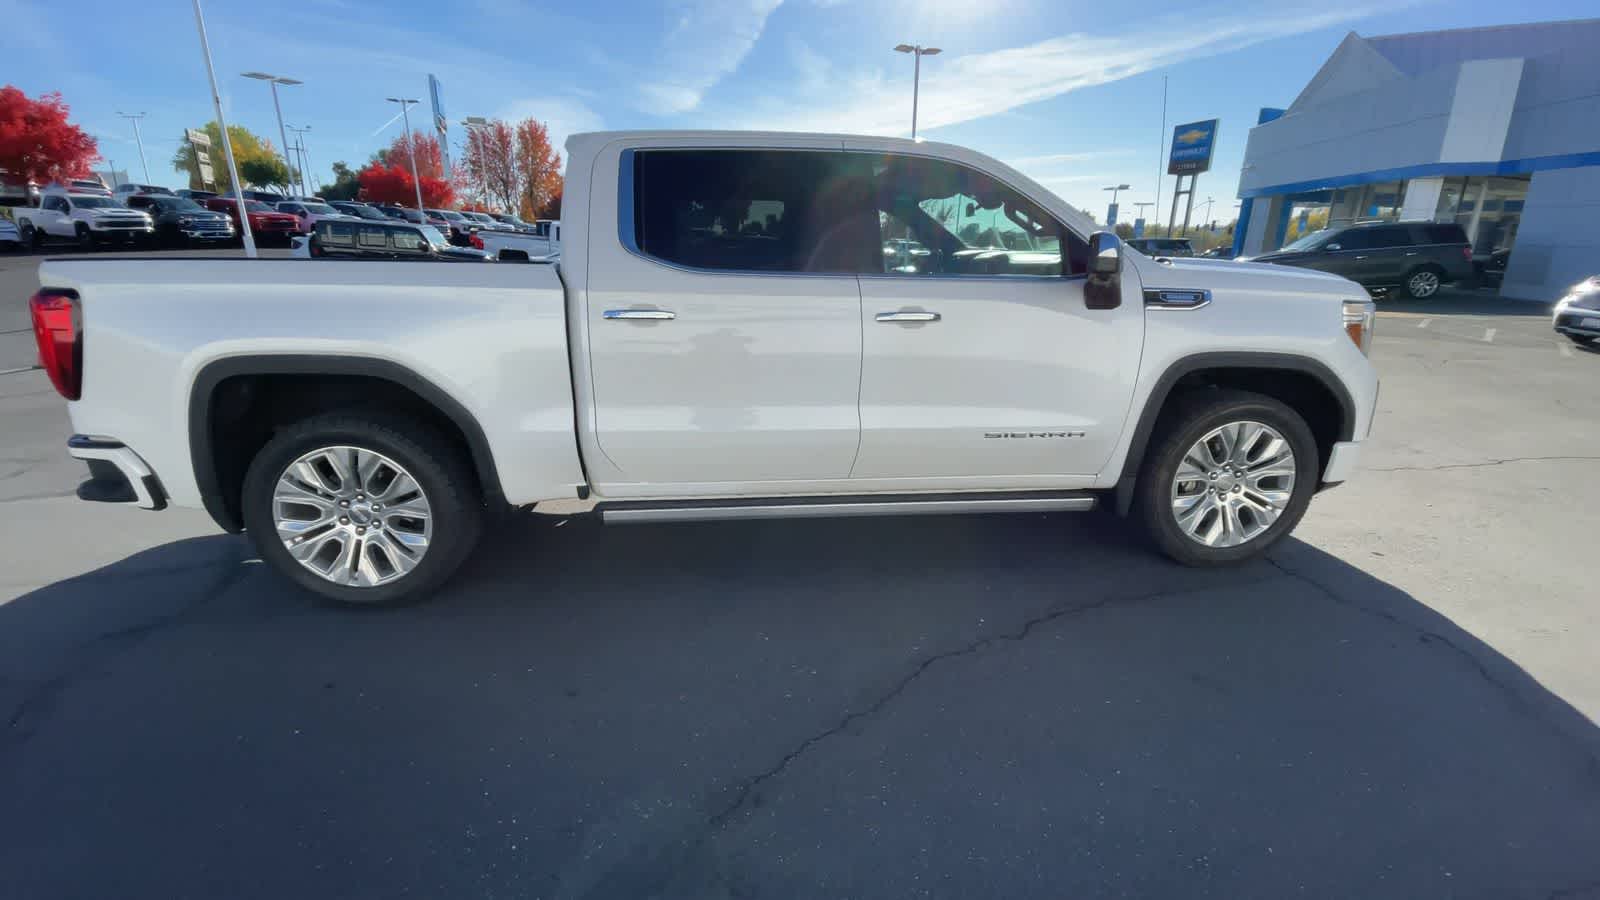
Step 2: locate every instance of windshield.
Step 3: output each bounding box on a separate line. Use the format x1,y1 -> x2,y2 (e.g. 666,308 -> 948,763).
350,206 -> 388,220
302,203 -> 338,215
68,196 -> 121,209
418,224 -> 450,249
242,200 -> 274,212
432,210 -> 466,221
163,199 -> 205,212
1281,229 -> 1333,252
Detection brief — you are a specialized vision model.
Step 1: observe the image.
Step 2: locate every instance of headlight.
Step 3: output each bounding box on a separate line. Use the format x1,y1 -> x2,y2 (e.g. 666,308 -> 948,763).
1343,299 -> 1376,356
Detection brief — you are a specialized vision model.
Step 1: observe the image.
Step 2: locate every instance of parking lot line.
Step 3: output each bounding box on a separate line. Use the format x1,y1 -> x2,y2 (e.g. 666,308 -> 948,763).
1483,328 -> 1497,343
1559,341 -> 1573,358
1417,318 -> 1432,329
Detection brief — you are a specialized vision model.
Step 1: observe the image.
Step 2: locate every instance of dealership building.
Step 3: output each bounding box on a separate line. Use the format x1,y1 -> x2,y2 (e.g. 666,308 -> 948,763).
1234,19 -> 1600,300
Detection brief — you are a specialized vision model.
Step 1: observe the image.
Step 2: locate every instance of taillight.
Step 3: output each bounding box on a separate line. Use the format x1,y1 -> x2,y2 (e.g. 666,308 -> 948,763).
1462,245 -> 1472,261
469,233 -> 485,250
29,288 -> 82,400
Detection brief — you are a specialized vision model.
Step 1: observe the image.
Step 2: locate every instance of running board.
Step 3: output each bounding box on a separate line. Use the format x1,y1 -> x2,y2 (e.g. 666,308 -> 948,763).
598,491 -> 1096,524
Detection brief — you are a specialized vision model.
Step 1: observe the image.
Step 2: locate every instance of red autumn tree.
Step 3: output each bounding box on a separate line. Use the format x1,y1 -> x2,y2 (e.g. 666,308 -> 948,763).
383,129 -> 447,182
0,86 -> 98,185
514,118 -> 562,221
356,161 -> 455,208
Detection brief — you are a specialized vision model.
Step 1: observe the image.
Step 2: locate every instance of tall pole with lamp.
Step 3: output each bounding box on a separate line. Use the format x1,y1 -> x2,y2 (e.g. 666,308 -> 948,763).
893,44 -> 942,140
387,98 -> 425,215
287,125 -> 313,195
1102,183 -> 1130,226
241,72 -> 301,194
190,0 -> 255,257
116,112 -> 150,184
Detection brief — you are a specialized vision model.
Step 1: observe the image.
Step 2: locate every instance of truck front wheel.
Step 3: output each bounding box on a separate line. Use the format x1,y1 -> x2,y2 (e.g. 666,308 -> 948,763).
1134,390 -> 1319,566
241,413 -> 484,606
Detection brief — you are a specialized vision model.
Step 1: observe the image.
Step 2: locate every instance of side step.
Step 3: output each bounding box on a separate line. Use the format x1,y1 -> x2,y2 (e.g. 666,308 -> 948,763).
598,491 -> 1096,524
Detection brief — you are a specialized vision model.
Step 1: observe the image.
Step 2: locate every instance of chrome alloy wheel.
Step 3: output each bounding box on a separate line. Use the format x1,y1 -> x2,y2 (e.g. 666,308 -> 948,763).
1170,421 -> 1297,548
273,446 -> 432,587
1408,269 -> 1440,298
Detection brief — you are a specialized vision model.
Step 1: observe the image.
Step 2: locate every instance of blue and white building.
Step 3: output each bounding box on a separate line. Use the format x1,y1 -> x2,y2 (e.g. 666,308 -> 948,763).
1235,19 -> 1600,300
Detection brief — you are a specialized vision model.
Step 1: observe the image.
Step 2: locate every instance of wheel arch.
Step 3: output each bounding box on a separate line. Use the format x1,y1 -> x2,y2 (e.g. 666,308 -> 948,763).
1112,352 -> 1356,515
188,354 -> 505,533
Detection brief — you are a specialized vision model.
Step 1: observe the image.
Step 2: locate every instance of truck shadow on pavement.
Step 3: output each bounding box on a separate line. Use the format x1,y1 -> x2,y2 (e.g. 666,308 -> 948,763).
3,513 -> 1599,900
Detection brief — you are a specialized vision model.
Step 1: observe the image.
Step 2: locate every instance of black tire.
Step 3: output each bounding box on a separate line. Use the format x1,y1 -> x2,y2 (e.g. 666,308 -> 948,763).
75,223 -> 95,252
1134,389 -> 1320,567
1403,264 -> 1445,299
241,412 -> 484,607
20,222 -> 40,250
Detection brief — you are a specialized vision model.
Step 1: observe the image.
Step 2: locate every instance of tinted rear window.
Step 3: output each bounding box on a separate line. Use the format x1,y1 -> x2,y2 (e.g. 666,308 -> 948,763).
633,149 -> 875,274
1419,224 -> 1468,244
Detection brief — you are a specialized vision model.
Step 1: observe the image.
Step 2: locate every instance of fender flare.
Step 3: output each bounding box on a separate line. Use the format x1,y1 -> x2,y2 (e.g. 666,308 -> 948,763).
1112,351 -> 1356,515
188,354 -> 506,532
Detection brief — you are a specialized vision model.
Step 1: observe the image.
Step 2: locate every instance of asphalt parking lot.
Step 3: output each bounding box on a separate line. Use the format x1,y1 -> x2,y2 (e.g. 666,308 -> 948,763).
2,250 -> 1598,899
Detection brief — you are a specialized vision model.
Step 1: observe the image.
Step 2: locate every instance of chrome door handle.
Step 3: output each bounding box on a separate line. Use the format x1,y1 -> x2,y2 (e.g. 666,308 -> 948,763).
603,308 -> 675,320
1353,255 -> 1369,260
875,311 -> 941,323
1405,251 -> 1419,256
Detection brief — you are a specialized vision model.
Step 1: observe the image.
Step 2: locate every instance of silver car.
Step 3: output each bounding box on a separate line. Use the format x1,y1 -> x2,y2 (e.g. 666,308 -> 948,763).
1553,276 -> 1600,347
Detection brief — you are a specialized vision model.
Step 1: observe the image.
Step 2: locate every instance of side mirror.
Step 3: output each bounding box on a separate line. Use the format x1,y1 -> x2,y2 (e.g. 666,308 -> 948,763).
1085,230 -> 1122,310
1325,243 -> 1342,251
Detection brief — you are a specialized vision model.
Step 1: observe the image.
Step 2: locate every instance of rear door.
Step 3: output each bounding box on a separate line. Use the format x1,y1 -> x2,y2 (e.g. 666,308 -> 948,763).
1362,225 -> 1415,285
582,146 -> 870,486
848,148 -> 1144,480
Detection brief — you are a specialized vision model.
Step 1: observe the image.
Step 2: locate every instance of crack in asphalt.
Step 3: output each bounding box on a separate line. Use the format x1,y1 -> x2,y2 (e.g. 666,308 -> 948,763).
1369,455 -> 1600,473
3,557 -> 255,748
1264,555 -> 1600,785
590,572 -> 1287,899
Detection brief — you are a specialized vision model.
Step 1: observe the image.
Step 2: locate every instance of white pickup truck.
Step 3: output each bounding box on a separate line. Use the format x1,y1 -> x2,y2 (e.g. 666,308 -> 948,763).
32,130 -> 1378,605
472,219 -> 560,260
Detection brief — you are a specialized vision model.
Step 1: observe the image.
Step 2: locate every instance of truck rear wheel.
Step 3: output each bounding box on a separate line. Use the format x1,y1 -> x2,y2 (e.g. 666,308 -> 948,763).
240,413 -> 484,606
1134,390 -> 1319,566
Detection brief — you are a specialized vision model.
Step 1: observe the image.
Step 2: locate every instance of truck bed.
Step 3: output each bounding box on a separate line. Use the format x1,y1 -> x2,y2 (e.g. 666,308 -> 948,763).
38,256 -> 585,508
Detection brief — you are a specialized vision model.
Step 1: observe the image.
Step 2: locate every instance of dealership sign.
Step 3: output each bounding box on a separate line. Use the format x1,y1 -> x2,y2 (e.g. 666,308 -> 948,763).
1167,119 -> 1218,175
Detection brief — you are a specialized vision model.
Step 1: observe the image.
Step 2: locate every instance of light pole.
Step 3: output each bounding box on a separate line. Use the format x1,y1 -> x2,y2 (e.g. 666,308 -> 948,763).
241,71 -> 301,194
387,98 -> 425,214
893,44 -> 941,140
191,0 -> 255,257
1103,183 -> 1130,225
116,112 -> 150,184
1201,196 -> 1216,228
287,125 -> 313,196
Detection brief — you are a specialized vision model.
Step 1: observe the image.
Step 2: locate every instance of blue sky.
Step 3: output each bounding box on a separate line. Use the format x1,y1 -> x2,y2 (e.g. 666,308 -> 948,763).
5,0 -> 1591,221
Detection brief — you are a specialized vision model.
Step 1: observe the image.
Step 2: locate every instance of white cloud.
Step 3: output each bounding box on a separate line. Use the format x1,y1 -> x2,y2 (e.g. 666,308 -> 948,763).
642,0 -> 785,114
731,3 -> 1403,135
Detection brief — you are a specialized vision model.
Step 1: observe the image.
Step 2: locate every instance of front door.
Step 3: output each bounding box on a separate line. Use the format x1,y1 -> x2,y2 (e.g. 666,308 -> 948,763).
847,149 -> 1144,480
583,147 -> 872,487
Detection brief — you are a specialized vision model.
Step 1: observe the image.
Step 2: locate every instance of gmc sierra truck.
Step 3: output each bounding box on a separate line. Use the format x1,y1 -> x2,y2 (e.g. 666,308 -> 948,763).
31,131 -> 1378,605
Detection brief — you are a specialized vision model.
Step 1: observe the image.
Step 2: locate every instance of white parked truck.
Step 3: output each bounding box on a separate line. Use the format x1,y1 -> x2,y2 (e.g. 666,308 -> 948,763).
10,187 -> 154,249
32,131 -> 1378,605
471,219 -> 559,260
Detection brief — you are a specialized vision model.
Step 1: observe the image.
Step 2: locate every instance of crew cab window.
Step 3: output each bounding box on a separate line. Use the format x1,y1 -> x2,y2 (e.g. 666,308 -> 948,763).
1365,226 -> 1412,249
866,154 -> 1085,277
356,225 -> 389,249
320,222 -> 357,248
632,149 -> 875,273
391,229 -> 428,253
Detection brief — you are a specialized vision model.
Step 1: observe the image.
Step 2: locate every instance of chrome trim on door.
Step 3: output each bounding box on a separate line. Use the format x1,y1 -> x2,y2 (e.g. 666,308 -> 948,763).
875,311 -> 941,322
603,308 -> 676,320
602,495 -> 1095,523
1143,288 -> 1212,311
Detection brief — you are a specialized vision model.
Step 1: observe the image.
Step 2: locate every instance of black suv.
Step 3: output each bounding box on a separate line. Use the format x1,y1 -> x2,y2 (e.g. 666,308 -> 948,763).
1249,221 -> 1473,299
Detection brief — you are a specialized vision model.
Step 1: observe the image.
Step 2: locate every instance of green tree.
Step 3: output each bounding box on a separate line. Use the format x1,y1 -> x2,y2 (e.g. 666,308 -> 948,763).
171,122 -> 283,191
239,156 -> 291,191
318,161 -> 361,200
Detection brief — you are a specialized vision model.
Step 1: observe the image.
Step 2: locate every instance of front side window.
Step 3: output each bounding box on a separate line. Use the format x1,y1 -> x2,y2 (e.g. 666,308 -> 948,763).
1365,226 -> 1413,249
868,153 -> 1081,277
45,196 -> 68,213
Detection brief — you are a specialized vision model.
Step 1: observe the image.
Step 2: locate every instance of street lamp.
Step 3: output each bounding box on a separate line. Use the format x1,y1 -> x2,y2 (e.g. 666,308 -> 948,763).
241,71 -> 302,194
893,44 -> 941,140
386,98 -> 425,214
287,125 -> 313,196
116,112 -> 150,184
1103,183 -> 1131,227
190,0 -> 255,257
